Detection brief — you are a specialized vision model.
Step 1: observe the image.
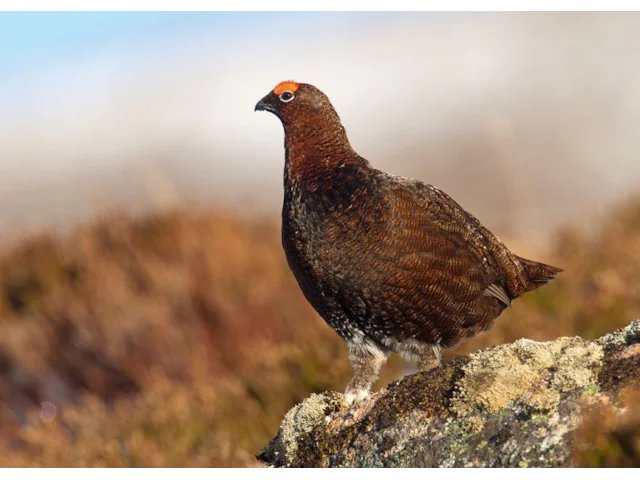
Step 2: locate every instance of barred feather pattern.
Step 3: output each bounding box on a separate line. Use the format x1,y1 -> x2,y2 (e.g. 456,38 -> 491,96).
259,82 -> 562,366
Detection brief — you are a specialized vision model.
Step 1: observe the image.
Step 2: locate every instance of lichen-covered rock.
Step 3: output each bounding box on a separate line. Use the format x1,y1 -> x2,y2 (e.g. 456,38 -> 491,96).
258,320 -> 640,467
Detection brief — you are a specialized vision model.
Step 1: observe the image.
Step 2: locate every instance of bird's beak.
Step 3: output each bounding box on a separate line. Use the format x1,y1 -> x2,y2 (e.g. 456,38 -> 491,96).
254,95 -> 276,114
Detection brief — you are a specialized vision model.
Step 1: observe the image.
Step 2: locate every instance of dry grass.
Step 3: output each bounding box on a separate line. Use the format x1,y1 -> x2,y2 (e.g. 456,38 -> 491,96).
0,209 -> 352,466
0,195 -> 639,466
573,386 -> 640,467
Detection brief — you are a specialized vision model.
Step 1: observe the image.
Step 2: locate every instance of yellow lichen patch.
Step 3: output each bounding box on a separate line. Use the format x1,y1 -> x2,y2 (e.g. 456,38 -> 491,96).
551,343 -> 604,392
451,337 -> 604,416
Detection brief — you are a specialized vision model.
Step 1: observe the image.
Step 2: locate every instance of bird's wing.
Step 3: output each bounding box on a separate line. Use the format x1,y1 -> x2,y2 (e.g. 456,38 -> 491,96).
382,177 -> 505,288
389,177 -> 528,295
483,283 -> 512,307
344,175 -> 517,343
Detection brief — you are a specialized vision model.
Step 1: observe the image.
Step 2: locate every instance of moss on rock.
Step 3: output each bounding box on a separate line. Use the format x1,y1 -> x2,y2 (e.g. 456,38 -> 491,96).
258,319 -> 640,467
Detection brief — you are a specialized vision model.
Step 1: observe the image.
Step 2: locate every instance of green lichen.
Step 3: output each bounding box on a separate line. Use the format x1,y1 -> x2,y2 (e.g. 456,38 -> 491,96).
582,384 -> 600,397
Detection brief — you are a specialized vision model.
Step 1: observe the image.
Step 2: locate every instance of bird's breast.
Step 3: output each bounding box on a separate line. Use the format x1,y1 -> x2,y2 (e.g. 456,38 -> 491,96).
281,178 -> 389,286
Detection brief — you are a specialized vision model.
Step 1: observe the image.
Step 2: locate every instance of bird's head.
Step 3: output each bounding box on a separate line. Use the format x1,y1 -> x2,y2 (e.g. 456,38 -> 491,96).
254,81 -> 339,128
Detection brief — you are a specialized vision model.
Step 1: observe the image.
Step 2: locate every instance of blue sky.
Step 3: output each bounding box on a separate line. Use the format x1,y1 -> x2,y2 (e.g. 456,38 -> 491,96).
1,13 -> 203,65
0,12 -> 443,76
0,12 -> 360,87
0,11 -> 423,109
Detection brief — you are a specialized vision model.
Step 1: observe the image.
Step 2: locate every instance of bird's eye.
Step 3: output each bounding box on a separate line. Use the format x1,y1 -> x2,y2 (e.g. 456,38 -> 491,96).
279,91 -> 295,103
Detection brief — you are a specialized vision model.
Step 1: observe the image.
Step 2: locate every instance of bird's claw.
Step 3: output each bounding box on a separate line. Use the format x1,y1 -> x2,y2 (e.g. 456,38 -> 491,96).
326,389 -> 382,430
343,388 -> 370,406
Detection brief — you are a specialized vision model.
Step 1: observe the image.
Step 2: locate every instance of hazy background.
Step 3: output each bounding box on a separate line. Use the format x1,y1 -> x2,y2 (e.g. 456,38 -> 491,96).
1,12 -> 639,242
1,12 -> 640,467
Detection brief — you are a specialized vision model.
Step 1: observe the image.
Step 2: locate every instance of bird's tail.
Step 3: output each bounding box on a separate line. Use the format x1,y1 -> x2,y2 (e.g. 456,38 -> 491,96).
516,256 -> 563,292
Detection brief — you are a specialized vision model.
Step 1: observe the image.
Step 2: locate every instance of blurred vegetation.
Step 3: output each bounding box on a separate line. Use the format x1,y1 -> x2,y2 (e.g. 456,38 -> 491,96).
0,195 -> 639,466
573,385 -> 640,467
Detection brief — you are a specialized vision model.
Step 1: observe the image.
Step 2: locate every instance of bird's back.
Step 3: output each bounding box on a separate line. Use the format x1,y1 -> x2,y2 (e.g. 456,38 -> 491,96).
282,165 -> 560,349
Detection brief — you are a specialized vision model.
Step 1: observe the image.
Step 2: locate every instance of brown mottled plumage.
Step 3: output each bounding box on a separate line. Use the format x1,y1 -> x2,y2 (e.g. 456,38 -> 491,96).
255,81 -> 562,403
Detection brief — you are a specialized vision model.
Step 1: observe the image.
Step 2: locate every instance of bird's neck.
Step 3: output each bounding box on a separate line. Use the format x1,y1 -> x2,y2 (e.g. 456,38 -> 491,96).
283,120 -> 366,185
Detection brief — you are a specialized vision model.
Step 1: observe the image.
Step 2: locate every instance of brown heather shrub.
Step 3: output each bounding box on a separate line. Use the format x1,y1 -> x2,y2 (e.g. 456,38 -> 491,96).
573,386 -> 640,467
0,195 -> 639,466
0,208 -> 357,466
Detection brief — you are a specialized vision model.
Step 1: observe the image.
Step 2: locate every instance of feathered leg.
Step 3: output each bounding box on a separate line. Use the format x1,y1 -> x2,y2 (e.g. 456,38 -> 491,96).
344,346 -> 386,404
417,344 -> 442,372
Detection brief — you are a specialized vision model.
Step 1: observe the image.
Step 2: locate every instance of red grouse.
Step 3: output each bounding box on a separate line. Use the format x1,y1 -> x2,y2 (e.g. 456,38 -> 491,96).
255,81 -> 562,404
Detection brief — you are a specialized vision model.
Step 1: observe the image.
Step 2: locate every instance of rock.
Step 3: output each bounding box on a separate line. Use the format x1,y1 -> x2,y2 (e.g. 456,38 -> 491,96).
257,320 -> 640,467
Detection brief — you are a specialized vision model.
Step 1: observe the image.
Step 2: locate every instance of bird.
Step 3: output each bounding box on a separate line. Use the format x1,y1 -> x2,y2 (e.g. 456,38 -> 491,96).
255,80 -> 562,404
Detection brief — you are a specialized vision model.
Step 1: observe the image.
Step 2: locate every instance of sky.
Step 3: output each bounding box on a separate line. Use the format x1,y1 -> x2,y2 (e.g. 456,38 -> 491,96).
0,12 -> 639,243
0,12 -> 428,78
0,12 -> 332,92
0,12 -> 288,66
